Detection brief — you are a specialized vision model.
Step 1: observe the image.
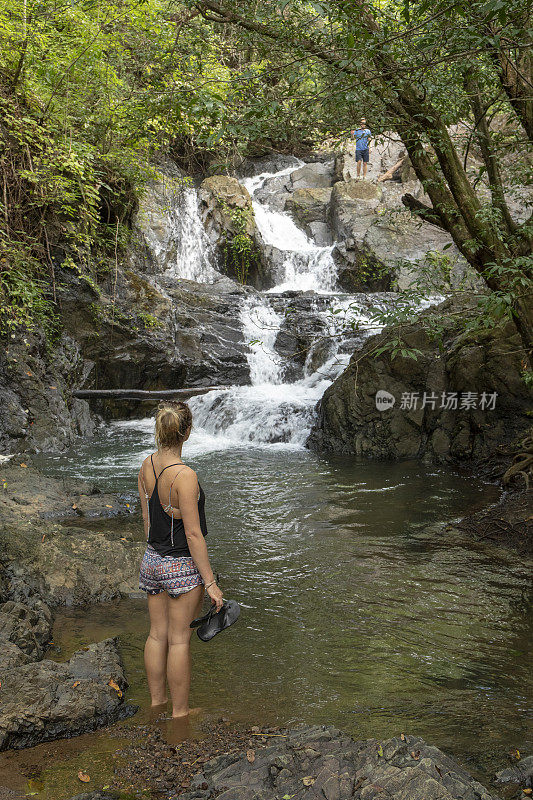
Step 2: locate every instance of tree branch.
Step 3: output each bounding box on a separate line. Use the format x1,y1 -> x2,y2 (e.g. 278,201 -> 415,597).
401,193 -> 445,229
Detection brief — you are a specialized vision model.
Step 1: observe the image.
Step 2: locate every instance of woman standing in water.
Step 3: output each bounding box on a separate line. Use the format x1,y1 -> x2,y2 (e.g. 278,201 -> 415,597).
137,401 -> 223,718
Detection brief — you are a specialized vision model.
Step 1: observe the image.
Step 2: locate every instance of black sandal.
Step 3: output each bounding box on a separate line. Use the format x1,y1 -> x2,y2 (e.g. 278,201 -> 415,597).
190,600 -> 241,641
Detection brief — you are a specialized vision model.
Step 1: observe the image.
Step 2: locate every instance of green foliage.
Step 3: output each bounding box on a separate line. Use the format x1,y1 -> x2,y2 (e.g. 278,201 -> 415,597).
0,259 -> 59,343
138,311 -> 162,329
0,0 -> 531,357
220,202 -> 257,283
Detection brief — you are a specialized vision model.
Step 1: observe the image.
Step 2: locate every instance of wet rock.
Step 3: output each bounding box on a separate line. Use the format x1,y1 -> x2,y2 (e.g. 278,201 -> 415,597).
333,242 -> 393,292
132,162 -> 193,275
0,600 -> 53,660
0,327 -> 95,455
0,461 -> 130,524
290,161 -> 334,189
177,724 -> 499,800
237,154 -> 300,178
199,176 -> 272,290
308,296 -> 532,461
69,270 -> 251,405
0,637 -> 137,751
31,529 -> 145,606
253,172 -> 293,211
495,755 -> 533,787
0,641 -> 32,670
274,305 -> 330,380
0,464 -> 145,605
286,188 -> 333,241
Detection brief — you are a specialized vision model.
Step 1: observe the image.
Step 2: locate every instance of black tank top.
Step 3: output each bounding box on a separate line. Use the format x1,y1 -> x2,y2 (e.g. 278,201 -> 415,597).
146,456 -> 208,557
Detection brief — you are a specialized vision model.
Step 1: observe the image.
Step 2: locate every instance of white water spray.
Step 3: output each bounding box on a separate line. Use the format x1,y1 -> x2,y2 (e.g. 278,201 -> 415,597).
169,187 -> 218,282
242,167 -> 338,294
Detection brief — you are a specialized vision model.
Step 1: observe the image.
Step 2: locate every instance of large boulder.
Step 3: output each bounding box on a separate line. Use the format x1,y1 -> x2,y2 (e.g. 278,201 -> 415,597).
60,267 -> 251,405
285,188 -> 333,244
290,161 -> 334,190
363,209 -> 478,292
0,637 -> 137,751
0,325 -> 95,454
0,463 -> 146,605
330,180 -> 383,242
30,529 -> 146,606
179,724 -> 498,800
199,176 -> 272,289
0,601 -> 52,662
333,242 -> 393,292
308,297 -> 532,461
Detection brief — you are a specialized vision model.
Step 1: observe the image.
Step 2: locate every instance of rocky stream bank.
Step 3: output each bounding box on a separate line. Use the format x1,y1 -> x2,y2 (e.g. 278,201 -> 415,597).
62,721 -> 533,800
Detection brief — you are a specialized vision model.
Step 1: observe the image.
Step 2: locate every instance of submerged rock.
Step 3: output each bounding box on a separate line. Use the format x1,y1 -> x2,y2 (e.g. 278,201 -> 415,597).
495,754 -> 533,787
176,723 -> 499,800
308,296 -> 532,461
0,637 -> 137,751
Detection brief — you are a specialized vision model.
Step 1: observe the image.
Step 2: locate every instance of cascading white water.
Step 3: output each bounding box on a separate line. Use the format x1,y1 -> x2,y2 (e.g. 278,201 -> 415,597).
168,187 -> 218,283
136,161 -> 408,451
239,295 -> 284,385
242,167 -> 338,293
185,164 -> 392,450
188,293 -> 382,449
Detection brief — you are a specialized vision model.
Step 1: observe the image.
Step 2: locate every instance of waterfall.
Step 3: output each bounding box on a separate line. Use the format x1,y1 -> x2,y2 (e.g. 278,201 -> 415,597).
240,296 -> 284,385
242,167 -> 338,294
168,187 -> 218,283
185,163 -> 392,450
188,291 -> 381,450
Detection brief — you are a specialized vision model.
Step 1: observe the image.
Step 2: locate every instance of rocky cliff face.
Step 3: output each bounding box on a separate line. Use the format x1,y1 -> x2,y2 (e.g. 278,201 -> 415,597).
308,297 -> 532,461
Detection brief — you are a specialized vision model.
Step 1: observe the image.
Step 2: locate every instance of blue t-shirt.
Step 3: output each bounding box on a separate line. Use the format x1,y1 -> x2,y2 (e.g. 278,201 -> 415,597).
353,128 -> 371,150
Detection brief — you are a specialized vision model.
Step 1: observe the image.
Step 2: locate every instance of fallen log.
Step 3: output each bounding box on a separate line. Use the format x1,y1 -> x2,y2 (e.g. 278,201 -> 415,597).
377,156 -> 405,183
73,386 -> 228,401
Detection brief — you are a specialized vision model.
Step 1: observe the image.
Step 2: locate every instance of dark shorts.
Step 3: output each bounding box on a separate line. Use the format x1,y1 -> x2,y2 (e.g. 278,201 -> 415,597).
356,149 -> 369,163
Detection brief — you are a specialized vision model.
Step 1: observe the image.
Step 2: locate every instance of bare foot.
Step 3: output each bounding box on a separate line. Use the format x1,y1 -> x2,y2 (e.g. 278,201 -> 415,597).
171,706 -> 203,719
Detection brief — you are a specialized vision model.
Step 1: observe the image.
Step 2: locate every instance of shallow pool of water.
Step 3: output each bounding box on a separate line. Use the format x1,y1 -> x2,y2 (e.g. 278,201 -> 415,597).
10,424 -> 532,798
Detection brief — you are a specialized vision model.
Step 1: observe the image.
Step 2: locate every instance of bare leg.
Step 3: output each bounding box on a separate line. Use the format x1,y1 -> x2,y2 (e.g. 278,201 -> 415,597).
145,592 -> 169,706
167,585 -> 205,718
363,161 -> 368,177
356,158 -> 362,177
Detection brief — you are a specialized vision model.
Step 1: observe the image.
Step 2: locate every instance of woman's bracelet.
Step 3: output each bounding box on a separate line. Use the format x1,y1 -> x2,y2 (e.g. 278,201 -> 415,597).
205,579 -> 216,590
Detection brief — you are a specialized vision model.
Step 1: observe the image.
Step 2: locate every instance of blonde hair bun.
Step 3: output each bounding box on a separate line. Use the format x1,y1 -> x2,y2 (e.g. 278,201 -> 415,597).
155,401 -> 193,450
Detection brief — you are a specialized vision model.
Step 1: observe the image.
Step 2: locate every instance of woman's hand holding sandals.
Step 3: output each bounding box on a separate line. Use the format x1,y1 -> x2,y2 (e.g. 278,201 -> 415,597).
206,582 -> 224,612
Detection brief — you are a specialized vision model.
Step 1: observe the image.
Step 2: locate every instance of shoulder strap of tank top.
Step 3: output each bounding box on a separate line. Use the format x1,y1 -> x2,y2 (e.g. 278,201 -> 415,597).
156,461 -> 185,480
163,465 -> 188,512
150,454 -> 157,479
163,465 -> 189,547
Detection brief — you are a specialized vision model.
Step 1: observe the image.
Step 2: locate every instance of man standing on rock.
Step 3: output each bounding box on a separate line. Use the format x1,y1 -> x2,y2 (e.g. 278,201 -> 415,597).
351,118 -> 372,178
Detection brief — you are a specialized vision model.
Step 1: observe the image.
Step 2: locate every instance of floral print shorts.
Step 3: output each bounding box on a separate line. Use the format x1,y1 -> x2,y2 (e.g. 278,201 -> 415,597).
139,545 -> 204,598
